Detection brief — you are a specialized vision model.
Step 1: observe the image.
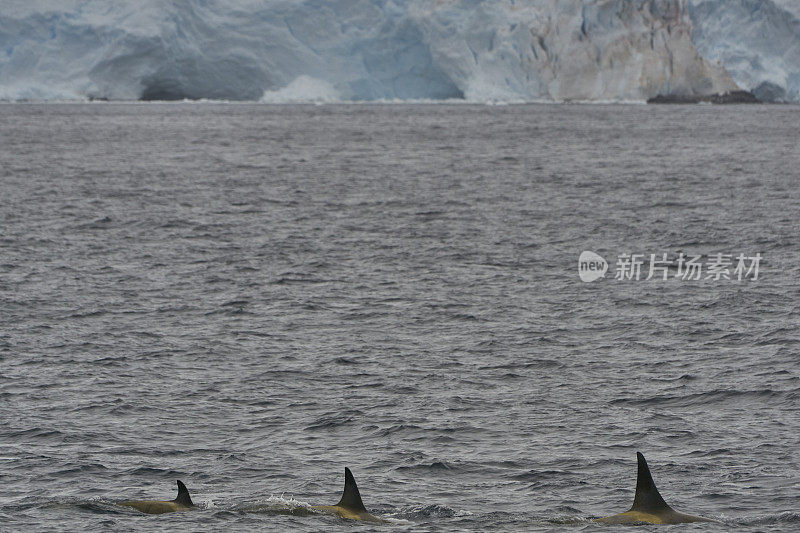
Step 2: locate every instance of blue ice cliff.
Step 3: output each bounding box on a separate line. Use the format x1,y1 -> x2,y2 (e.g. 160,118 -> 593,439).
0,0 -> 797,102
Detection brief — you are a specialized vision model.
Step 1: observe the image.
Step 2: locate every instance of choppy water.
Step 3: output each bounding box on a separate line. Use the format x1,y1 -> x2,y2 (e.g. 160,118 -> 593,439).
1,103 -> 799,532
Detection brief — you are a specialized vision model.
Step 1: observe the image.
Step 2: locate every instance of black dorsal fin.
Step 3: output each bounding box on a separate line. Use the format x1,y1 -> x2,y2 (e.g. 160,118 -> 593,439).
630,452 -> 672,513
174,479 -> 193,506
335,467 -> 367,512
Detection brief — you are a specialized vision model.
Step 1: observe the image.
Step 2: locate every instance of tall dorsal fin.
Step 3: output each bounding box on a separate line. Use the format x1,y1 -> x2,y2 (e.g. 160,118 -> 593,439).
174,479 -> 193,506
630,452 -> 671,513
335,467 -> 367,512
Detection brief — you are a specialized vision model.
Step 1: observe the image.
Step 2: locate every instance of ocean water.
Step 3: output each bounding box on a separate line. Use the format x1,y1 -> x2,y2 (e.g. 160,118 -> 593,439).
1,103 -> 798,532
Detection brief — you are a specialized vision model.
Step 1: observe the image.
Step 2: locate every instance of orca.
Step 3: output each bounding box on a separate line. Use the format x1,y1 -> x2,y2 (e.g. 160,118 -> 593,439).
117,479 -> 195,514
596,452 -> 713,524
311,467 -> 387,523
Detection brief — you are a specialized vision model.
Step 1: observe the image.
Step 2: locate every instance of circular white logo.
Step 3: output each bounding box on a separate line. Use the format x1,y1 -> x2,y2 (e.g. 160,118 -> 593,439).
578,251 -> 607,282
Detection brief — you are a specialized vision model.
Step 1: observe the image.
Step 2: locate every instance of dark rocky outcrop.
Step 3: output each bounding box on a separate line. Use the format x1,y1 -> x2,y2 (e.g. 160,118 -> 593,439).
706,90 -> 760,104
647,90 -> 760,104
647,94 -> 702,104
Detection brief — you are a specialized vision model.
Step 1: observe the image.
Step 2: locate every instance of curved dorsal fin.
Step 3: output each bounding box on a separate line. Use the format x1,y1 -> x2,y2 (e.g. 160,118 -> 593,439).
630,452 -> 671,513
335,467 -> 367,512
174,479 -> 193,506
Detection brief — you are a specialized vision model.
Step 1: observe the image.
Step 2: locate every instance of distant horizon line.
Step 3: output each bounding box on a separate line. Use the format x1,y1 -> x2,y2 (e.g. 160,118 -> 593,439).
3,98 -> 786,106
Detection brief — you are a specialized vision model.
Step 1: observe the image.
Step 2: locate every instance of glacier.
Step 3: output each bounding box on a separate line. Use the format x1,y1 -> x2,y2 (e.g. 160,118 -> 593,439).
0,0 -> 797,102
689,0 -> 800,102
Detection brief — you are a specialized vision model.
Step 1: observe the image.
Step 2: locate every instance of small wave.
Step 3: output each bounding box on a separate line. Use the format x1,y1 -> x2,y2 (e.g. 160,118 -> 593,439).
270,277 -> 331,285
124,466 -> 186,477
236,494 -> 315,516
6,428 -> 64,441
611,388 -> 787,407
203,307 -> 256,317
371,424 -> 422,437
511,469 -> 571,482
680,448 -> 734,458
398,504 -> 459,519
732,512 -> 800,525
65,310 -> 107,319
221,299 -> 249,307
396,461 -> 454,472
304,413 -> 360,431
545,514 -> 594,525
332,357 -> 360,365
650,373 -> 697,382
52,463 -> 109,476
75,216 -> 113,229
158,219 -> 193,229
477,358 -> 562,370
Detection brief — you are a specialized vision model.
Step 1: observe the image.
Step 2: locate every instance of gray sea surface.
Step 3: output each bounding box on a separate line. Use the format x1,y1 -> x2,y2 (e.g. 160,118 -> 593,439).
1,103 -> 799,532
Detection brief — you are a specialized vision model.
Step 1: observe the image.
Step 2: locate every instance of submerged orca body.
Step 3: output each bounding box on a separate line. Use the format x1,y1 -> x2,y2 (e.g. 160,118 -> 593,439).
312,468 -> 386,523
596,452 -> 712,525
117,479 -> 194,514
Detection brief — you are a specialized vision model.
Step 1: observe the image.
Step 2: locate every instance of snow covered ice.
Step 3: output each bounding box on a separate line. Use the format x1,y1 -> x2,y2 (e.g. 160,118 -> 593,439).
0,0 -> 797,102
